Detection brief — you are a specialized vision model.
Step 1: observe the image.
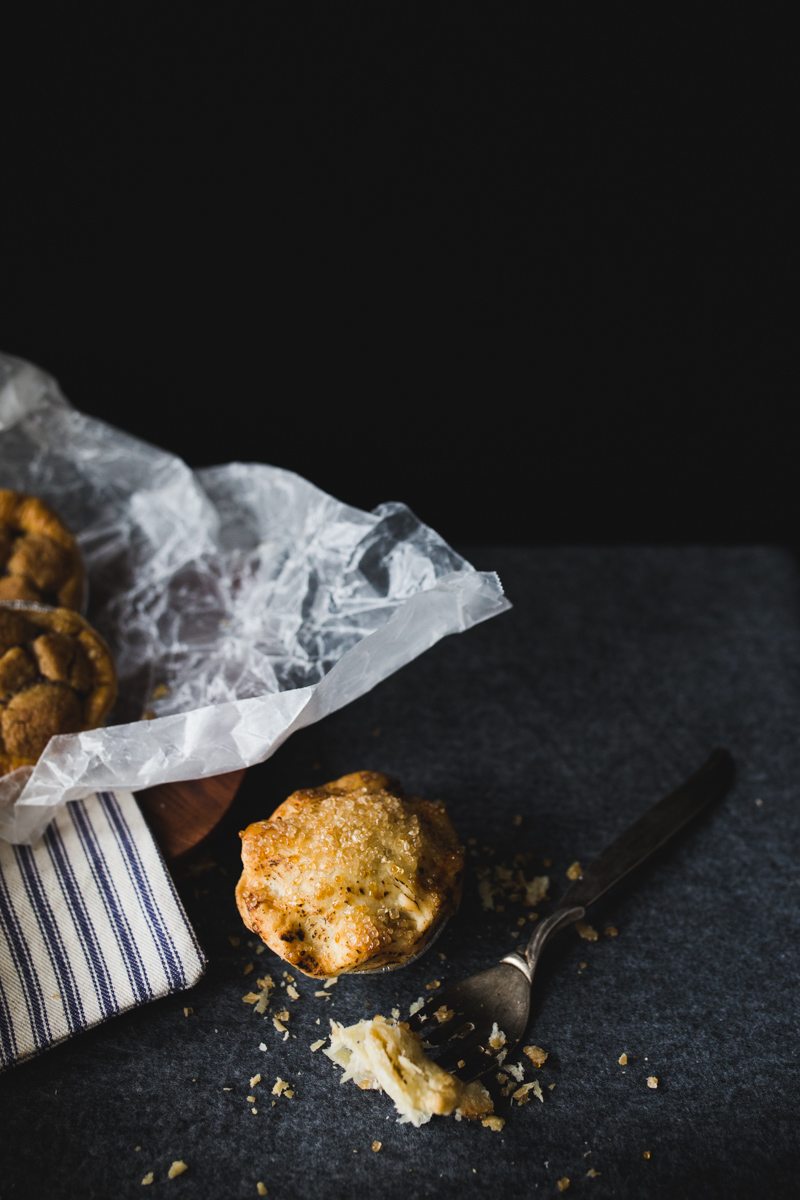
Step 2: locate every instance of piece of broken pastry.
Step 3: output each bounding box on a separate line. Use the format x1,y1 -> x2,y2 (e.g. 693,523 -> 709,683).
0,602 -> 117,776
236,770 -> 464,977
325,1014 -> 494,1127
0,490 -> 85,610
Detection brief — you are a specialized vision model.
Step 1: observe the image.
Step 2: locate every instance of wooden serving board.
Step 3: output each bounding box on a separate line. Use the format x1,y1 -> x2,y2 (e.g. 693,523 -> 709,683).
136,768 -> 247,861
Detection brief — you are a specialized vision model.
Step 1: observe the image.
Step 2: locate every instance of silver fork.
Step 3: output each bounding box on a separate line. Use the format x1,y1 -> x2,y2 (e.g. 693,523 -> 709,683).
406,748 -> 734,1082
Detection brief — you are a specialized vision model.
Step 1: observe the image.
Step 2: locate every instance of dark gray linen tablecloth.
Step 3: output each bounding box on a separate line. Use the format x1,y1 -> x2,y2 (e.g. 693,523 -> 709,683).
0,547 -> 798,1199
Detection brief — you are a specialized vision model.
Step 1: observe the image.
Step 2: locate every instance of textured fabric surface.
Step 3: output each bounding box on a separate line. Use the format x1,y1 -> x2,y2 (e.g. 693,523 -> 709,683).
0,547 -> 798,1199
0,790 -> 205,1070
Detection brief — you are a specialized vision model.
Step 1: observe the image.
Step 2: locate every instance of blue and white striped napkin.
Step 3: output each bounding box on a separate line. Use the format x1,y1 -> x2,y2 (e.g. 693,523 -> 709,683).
0,790 -> 205,1072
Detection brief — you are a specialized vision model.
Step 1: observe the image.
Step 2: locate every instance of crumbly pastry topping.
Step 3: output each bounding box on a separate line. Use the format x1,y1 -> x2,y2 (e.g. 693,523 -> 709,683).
236,771 -> 464,976
0,490 -> 84,610
0,603 -> 117,776
324,1014 -> 493,1127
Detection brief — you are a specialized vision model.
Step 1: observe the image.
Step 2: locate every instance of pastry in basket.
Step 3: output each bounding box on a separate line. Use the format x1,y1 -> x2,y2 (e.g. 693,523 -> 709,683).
0,603 -> 117,776
236,770 -> 464,977
0,489 -> 85,610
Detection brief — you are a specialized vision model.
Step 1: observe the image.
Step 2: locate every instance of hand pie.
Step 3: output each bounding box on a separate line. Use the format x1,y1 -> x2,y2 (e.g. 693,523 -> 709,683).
0,603 -> 117,776
0,489 -> 85,610
236,771 -> 464,977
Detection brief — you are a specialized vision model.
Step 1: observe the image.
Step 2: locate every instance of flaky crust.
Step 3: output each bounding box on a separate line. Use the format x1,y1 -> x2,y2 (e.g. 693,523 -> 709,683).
236,771 -> 464,977
0,490 -> 85,611
0,602 -> 117,776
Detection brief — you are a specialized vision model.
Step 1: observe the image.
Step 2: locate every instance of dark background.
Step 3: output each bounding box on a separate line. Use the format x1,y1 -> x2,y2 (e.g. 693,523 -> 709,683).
2,13 -> 792,547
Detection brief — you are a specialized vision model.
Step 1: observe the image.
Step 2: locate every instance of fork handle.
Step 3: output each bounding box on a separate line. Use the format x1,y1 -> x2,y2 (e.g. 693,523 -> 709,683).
501,905 -> 586,984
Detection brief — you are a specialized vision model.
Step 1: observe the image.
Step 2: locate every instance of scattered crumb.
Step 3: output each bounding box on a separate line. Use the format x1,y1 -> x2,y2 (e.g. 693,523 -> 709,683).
604,925 -> 619,937
168,1161 -> 187,1179
310,1039 -> 326,1051
512,1080 -> 543,1105
587,1168 -> 601,1177
272,1078 -> 290,1096
426,980 -> 441,991
496,1072 -> 509,1084
142,1173 -> 154,1186
575,922 -> 598,941
251,1107 -> 258,1115
525,875 -> 549,906
255,944 -> 265,954
482,1115 -> 506,1131
242,993 -> 260,1005
488,1023 -> 506,1050
755,798 -> 763,806
183,1007 -> 193,1017
273,1016 -> 287,1033
618,1053 -> 628,1065
549,1083 -> 556,1090
643,1151 -> 651,1159
247,1095 -> 256,1103
506,1062 -> 524,1083
315,991 -> 331,998
257,1184 -> 268,1196
543,858 -> 551,867
647,1077 -> 658,1089
324,977 -> 338,988
391,1008 -> 401,1020
243,963 -> 254,975
250,1074 -> 261,1088
286,985 -> 300,1000
438,952 -> 447,960
579,962 -> 587,969
566,861 -> 582,880
557,1178 -> 570,1192
434,1005 -> 454,1024
259,1042 -> 267,1051
372,1140 -> 382,1152
512,815 -> 522,826
409,997 -> 425,1016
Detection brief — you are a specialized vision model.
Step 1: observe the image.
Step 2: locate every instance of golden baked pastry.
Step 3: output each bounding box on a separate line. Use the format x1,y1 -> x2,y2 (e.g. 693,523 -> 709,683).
236,771 -> 464,977
0,490 -> 85,610
325,1014 -> 493,1126
0,603 -> 117,776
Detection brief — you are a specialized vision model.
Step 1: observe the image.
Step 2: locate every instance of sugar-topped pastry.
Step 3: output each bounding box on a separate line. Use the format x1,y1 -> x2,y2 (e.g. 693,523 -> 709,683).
0,603 -> 117,776
236,771 -> 464,977
0,489 -> 85,610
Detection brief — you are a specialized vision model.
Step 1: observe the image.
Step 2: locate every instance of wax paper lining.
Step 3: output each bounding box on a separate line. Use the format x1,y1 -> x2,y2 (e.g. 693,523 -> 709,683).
0,353 -> 510,843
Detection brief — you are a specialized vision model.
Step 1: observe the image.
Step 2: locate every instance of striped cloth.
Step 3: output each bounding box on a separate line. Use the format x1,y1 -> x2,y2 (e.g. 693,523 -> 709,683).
0,789 -> 205,1072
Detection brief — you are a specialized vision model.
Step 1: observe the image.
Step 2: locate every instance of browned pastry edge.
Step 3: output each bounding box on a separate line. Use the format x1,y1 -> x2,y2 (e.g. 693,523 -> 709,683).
0,489 -> 85,610
0,601 -> 117,775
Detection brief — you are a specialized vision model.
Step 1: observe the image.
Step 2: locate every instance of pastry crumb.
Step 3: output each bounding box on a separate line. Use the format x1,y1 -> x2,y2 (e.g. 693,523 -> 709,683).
425,980 -> 441,991
168,1161 -> 187,1179
587,1167 -> 601,1177
434,1005 -> 454,1023
512,815 -> 522,826
310,1039 -> 326,1051
482,1115 -> 505,1131
372,1140 -> 382,1152
243,963 -> 254,975
618,1053 -> 627,1065
272,1078 -> 290,1096
183,1007 -> 192,1016
257,1184 -> 268,1196
566,861 -> 582,880
324,977 -> 338,988
575,922 -> 598,941
647,1076 -> 658,1089
250,1074 -> 261,1087
488,1023 -> 506,1050
557,1179 -> 570,1192
286,985 -> 300,1000
604,925 -> 619,936
409,997 -> 425,1015
142,1173 -> 154,1186
643,1150 -> 651,1159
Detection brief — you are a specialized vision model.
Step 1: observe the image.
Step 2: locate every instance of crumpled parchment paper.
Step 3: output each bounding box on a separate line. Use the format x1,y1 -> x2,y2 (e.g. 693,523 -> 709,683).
0,353 -> 510,844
